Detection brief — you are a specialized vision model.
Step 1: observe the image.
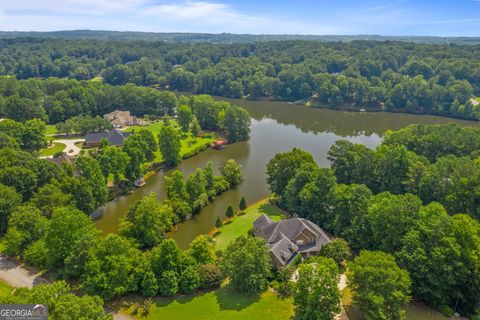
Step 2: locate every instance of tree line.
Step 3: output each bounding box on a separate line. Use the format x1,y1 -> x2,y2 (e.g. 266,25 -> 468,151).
0,77 -> 251,143
0,39 -> 479,119
266,123 -> 480,317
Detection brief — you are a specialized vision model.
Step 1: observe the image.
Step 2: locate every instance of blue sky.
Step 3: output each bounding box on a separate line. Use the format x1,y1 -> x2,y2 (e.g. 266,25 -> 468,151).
1,0 -> 479,36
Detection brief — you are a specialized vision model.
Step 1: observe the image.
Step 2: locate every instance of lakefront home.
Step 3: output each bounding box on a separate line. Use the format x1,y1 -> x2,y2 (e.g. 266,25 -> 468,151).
84,129 -> 131,147
253,215 -> 331,267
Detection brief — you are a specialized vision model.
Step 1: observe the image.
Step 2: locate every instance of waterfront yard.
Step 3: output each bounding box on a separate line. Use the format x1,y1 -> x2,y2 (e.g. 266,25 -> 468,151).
214,199 -> 285,250
118,286 -> 293,320
127,121 -> 216,166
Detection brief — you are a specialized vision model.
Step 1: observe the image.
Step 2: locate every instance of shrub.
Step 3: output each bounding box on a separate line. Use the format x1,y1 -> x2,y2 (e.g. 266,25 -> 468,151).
437,305 -> 454,317
215,216 -> 223,228
225,205 -> 234,218
200,264 -> 223,289
159,271 -> 178,296
239,196 -> 247,211
179,266 -> 201,294
141,271 -> 158,297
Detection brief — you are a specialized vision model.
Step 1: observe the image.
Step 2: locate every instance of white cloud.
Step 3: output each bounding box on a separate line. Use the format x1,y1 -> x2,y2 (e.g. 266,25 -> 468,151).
0,0 -> 477,35
0,0 -> 346,34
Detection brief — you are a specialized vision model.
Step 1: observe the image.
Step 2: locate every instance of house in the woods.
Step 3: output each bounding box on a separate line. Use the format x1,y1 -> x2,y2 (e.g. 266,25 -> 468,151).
103,110 -> 145,128
253,215 -> 331,267
84,129 -> 131,147
46,154 -> 73,165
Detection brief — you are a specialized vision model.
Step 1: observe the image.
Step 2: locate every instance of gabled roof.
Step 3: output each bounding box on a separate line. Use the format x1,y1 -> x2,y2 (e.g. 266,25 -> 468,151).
253,214 -> 273,230
268,233 -> 299,266
85,129 -> 131,146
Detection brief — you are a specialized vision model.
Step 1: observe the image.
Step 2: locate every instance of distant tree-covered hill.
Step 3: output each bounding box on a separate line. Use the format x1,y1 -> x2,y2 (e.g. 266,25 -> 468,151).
0,30 -> 480,45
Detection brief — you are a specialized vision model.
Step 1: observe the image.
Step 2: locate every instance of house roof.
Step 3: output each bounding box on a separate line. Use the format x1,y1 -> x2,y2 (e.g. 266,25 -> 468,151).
85,129 -> 131,146
46,154 -> 73,165
253,214 -> 273,230
268,233 -> 299,266
253,215 -> 331,266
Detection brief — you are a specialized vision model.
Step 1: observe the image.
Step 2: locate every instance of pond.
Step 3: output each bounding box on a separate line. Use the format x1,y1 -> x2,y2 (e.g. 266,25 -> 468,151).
95,97 -> 480,248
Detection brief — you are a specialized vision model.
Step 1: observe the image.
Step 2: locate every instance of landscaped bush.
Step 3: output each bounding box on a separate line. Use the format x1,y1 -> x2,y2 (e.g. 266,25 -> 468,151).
159,271 -> 179,296
200,264 -> 224,289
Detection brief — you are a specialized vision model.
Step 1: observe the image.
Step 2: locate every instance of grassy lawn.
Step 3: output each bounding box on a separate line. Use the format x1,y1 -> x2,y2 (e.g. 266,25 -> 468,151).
342,288 -> 448,320
120,286 -> 293,320
39,142 -> 66,157
476,97 -> 480,102
0,280 -> 13,300
45,125 -> 57,135
127,121 -> 165,136
214,199 -> 285,250
89,76 -> 103,82
127,121 -> 215,167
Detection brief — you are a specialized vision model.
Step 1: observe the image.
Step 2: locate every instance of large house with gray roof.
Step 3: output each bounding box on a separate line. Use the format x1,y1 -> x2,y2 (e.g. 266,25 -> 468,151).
84,129 -> 131,147
253,215 -> 331,267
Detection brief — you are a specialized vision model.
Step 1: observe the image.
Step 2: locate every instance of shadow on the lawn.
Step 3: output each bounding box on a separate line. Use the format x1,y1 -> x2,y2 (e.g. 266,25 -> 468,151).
215,284 -> 261,311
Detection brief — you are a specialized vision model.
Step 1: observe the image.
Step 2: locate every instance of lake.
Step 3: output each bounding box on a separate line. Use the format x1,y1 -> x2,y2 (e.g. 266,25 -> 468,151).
95,97 -> 480,248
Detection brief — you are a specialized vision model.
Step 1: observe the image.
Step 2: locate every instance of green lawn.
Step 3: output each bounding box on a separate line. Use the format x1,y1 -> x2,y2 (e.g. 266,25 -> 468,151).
127,121 -> 215,166
0,280 -> 13,300
342,288 -> 448,320
214,199 -> 285,250
127,121 -> 165,136
476,97 -> 480,102
39,142 -> 66,157
120,286 -> 293,320
89,76 -> 103,82
45,125 -> 57,135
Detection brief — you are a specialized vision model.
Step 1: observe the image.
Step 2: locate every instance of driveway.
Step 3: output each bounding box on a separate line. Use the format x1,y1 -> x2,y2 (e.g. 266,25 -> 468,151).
47,139 -> 84,157
0,254 -> 131,320
0,254 -> 48,288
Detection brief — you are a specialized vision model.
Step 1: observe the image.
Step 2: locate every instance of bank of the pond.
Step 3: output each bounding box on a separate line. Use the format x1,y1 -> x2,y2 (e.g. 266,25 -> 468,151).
95,93 -> 480,249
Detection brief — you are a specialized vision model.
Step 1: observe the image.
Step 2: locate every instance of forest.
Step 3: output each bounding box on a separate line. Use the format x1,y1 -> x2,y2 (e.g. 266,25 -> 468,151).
0,37 -> 479,119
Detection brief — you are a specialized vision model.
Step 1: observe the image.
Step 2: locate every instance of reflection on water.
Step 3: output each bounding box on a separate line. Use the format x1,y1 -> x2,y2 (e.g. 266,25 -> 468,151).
95,97 -> 480,248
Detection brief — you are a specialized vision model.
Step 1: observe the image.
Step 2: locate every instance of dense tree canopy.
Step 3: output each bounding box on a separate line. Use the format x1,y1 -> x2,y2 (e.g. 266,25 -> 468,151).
348,251 -> 411,320
0,38 -> 478,119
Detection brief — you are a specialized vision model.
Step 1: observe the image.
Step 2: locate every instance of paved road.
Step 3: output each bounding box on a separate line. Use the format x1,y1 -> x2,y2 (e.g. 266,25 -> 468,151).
0,254 -> 131,320
0,254 -> 48,288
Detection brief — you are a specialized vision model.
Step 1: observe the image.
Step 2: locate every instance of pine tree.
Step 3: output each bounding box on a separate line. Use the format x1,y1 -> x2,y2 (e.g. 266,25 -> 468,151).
215,216 -> 223,228
239,196 -> 247,211
226,205 -> 234,218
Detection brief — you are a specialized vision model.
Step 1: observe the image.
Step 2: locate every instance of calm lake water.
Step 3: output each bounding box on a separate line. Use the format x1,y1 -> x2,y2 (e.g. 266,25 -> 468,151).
95,97 -> 480,248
